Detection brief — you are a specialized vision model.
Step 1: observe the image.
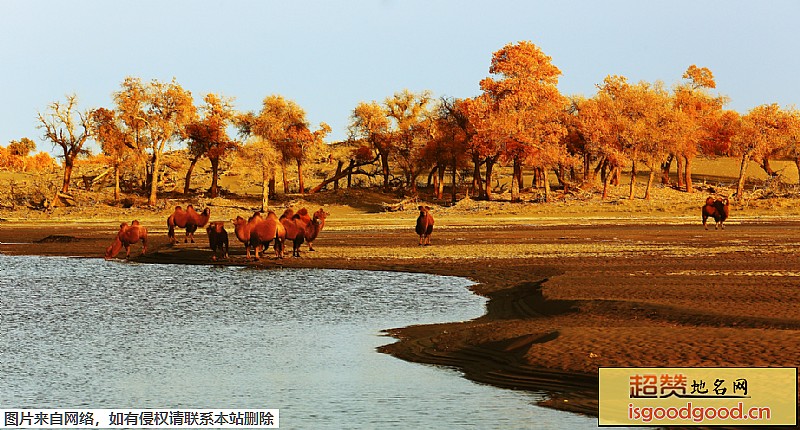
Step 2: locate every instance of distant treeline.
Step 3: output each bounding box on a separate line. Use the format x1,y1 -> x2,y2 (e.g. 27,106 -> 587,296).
13,41 -> 800,207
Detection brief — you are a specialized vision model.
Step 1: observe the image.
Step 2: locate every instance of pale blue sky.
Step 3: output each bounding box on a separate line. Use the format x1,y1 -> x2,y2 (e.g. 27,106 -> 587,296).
2,0 -> 799,155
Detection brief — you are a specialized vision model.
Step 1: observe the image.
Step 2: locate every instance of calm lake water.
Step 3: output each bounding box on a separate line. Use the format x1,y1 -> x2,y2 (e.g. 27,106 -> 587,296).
0,254 -> 598,429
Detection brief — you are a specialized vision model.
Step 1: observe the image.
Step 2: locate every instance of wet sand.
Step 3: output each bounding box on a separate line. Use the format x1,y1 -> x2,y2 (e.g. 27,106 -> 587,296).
1,218 -> 799,417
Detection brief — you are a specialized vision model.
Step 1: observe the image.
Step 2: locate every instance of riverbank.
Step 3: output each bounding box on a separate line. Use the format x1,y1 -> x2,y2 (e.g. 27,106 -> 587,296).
1,204 -> 799,417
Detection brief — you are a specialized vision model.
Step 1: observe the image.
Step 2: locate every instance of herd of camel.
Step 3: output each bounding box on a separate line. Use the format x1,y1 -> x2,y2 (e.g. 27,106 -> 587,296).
104,205 -> 330,261
104,204 -> 437,261
103,196 -> 726,261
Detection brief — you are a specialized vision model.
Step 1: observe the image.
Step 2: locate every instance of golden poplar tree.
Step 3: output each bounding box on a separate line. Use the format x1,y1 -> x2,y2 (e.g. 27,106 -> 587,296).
476,41 -> 567,202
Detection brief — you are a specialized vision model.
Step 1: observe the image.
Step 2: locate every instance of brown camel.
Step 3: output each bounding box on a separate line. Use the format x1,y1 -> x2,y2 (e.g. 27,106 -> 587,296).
206,221 -> 229,261
702,196 -> 730,230
299,208 -> 329,251
280,208 -> 308,257
233,211 -> 286,259
105,220 -> 148,259
416,205 -> 434,246
167,205 -> 211,244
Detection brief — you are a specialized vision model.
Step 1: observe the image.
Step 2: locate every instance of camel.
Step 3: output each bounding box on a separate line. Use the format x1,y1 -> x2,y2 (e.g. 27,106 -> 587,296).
297,208 -> 329,252
167,205 -> 211,244
702,196 -> 730,230
105,220 -> 148,259
280,208 -> 308,257
416,206 -> 434,246
206,221 -> 229,261
233,211 -> 286,260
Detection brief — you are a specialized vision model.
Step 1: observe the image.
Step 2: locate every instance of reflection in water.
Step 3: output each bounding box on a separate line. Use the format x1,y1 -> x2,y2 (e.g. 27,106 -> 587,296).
0,255 -> 597,429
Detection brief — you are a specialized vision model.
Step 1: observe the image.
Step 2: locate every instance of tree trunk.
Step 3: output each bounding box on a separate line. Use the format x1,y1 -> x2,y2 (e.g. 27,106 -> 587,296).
437,165 -> 445,200
210,157 -> 220,198
629,160 -> 637,200
183,155 -> 200,194
147,153 -> 160,206
598,158 -> 608,184
140,161 -> 148,191
472,153 -> 484,199
612,166 -> 621,186
114,165 -> 120,202
427,165 -> 437,188
644,168 -> 655,200
282,164 -> 289,194
684,155 -> 694,193
297,159 -> 305,195
531,167 -> 539,188
61,158 -> 75,193
451,157 -> 457,204
760,157 -> 778,177
380,150 -> 390,192
583,153 -> 591,181
261,167 -> 270,212
676,155 -> 685,189
602,168 -> 612,200
334,160 -> 343,190
511,157 -> 521,202
543,169 -> 552,203
795,157 -> 800,185
484,157 -> 495,201
736,153 -> 750,202
661,154 -> 673,185
553,165 -> 565,187
347,159 -> 354,188
269,176 -> 276,199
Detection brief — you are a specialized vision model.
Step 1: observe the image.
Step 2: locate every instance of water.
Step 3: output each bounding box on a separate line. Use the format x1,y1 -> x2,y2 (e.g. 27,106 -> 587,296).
0,255 -> 598,429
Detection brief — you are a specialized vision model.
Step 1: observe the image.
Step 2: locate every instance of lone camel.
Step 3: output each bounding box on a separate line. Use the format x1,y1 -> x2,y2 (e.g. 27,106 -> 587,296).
416,206 -> 434,246
105,220 -> 148,259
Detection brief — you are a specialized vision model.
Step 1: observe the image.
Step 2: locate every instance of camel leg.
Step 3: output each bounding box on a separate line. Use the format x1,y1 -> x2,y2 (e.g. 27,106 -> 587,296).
275,239 -> 285,259
293,238 -> 301,257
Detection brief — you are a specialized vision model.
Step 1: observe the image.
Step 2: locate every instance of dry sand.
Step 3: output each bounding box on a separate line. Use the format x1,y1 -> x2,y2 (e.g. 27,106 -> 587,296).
1,199 -> 799,418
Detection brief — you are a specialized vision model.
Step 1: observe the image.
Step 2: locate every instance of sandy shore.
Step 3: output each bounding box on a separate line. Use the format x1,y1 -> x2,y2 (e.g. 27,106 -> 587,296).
1,214 -> 799,417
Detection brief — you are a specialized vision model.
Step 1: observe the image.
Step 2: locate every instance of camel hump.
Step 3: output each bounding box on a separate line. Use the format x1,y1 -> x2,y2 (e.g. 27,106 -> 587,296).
248,211 -> 263,222
280,208 -> 294,220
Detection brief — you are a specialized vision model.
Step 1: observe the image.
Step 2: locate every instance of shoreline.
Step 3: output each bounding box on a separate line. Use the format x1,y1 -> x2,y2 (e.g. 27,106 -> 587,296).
2,219 -> 799,417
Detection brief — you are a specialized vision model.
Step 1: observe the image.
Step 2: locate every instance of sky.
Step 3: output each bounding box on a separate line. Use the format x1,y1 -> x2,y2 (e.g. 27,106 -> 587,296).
2,0 -> 800,156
